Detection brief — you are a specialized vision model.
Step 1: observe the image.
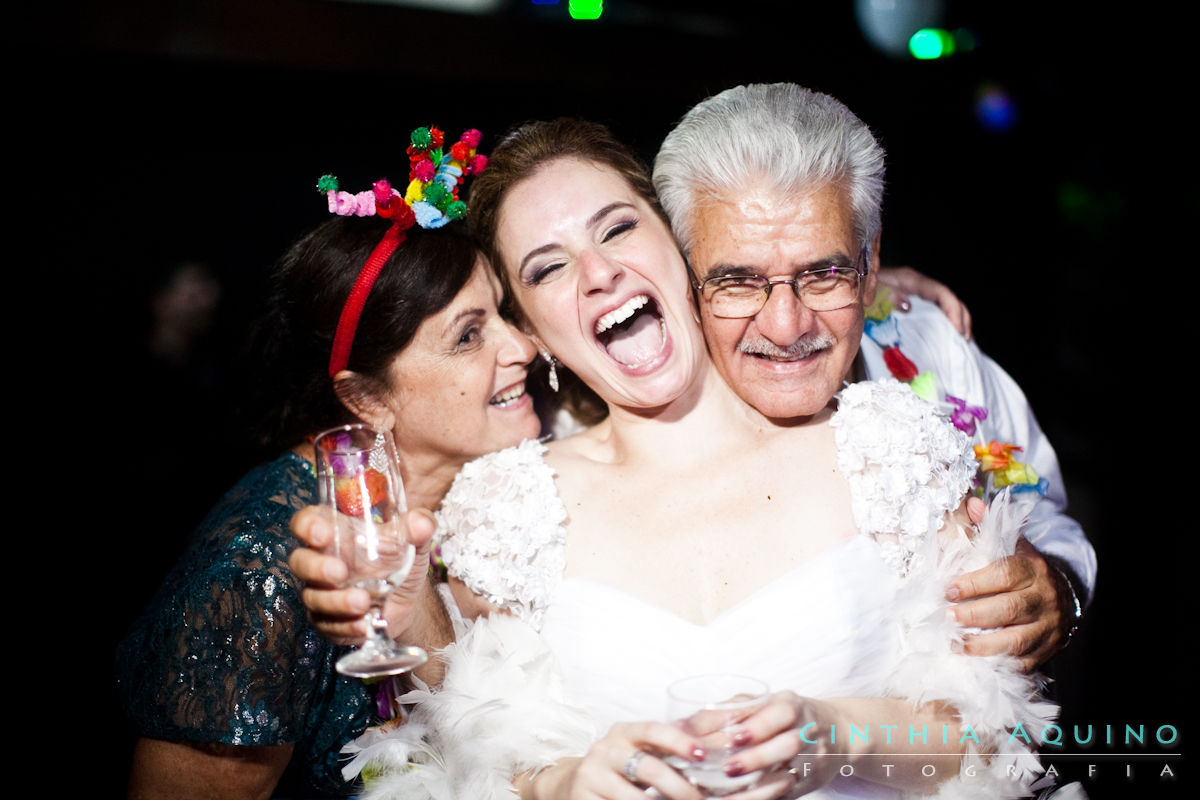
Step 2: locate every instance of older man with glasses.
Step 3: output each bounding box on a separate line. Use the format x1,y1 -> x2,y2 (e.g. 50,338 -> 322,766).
654,82 -> 1094,674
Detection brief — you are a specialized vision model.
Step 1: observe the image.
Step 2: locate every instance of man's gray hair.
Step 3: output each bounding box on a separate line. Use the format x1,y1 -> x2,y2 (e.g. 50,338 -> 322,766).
653,83 -> 886,262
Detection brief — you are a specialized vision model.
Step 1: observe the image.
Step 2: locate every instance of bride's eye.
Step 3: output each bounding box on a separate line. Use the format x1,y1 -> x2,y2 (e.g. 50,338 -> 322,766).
527,261 -> 565,286
602,218 -> 637,242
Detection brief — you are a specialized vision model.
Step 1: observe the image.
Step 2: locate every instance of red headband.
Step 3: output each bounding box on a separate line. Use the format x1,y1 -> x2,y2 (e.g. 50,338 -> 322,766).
320,127 -> 487,377
327,218 -> 409,376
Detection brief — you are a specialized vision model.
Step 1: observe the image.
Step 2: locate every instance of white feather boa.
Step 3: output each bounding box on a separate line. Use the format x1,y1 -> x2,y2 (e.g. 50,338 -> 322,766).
340,612 -> 595,800
341,490 -> 1065,800
885,488 -> 1060,798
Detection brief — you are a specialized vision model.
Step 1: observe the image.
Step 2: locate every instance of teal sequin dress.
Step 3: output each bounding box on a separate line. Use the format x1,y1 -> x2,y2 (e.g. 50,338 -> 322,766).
116,452 -> 375,797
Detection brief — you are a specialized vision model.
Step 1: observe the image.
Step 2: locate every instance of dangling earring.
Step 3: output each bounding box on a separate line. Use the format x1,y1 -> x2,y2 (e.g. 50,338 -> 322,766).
540,348 -> 560,393
370,429 -> 390,472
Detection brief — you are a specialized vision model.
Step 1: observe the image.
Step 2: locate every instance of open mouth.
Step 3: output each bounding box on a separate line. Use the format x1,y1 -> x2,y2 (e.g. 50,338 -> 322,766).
594,294 -> 667,368
489,382 -> 527,408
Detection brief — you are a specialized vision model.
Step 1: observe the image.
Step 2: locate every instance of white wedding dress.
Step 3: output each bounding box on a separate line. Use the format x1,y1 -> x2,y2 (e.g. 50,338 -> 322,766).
341,380 -> 1056,800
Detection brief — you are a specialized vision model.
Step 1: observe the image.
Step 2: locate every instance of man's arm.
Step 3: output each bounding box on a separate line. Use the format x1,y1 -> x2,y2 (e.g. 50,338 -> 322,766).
860,296 -> 1095,671
943,355 -> 1092,671
946,536 -> 1084,672
954,327 -> 1096,603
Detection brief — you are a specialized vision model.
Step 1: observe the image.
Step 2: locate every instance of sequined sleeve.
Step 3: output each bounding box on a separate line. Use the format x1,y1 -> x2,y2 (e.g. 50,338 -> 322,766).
114,452 -> 375,796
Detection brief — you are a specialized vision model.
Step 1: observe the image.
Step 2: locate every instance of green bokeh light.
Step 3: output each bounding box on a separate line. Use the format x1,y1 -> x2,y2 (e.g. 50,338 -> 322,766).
569,0 -> 602,19
909,28 -> 955,59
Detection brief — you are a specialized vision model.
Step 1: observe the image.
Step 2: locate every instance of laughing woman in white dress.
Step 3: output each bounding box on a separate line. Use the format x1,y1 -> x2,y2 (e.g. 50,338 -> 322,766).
337,117 -> 1055,800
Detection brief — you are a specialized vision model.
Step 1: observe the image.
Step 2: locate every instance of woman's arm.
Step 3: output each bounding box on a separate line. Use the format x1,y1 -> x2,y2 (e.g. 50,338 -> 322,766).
876,266 -> 972,338
126,739 -> 293,800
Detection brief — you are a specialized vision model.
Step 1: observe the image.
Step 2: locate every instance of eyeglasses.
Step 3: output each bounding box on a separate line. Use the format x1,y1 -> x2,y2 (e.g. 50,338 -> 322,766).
695,263 -> 866,319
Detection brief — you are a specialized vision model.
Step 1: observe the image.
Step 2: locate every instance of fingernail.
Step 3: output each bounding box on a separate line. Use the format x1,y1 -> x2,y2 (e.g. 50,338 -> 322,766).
691,747 -> 707,761
945,608 -> 958,624
732,729 -> 751,747
725,760 -> 745,777
951,639 -> 964,654
945,585 -> 960,602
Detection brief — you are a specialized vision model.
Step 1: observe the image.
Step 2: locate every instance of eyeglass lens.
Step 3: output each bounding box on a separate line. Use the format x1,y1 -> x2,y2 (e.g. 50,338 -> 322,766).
707,269 -> 860,317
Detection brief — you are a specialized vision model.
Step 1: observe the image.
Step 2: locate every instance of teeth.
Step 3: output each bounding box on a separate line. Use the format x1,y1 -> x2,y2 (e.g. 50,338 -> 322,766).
490,384 -> 526,407
595,294 -> 649,335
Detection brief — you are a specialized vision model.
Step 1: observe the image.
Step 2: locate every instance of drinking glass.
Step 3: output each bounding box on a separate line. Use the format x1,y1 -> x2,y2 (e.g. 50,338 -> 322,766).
665,674 -> 770,796
313,423 -> 428,678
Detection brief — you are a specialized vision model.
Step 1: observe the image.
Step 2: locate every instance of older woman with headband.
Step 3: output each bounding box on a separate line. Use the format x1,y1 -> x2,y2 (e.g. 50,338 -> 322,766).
115,128 -> 544,799
317,113 -> 1058,800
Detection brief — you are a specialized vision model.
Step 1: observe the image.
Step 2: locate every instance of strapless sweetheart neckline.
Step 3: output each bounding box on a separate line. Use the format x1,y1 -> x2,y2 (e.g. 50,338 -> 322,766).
555,533 -> 875,630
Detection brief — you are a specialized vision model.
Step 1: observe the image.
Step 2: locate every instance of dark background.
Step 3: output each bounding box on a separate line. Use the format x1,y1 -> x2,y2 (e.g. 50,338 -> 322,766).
30,0 -> 1186,796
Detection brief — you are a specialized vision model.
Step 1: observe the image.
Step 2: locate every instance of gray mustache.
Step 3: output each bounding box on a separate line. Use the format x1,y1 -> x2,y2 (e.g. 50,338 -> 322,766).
737,334 -> 835,359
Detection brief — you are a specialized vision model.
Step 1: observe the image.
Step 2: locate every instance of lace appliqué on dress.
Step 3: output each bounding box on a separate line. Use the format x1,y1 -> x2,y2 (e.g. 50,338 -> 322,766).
437,439 -> 566,629
832,378 -> 977,575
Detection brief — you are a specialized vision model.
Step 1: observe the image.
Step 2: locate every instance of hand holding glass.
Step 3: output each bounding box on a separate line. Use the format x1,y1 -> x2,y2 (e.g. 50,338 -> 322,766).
665,674 -> 769,796
313,423 -> 428,678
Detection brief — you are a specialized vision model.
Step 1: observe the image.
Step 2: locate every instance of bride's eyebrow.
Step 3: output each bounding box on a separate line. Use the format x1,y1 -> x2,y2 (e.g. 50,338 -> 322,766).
517,202 -> 638,277
518,243 -> 559,276
586,201 -> 635,228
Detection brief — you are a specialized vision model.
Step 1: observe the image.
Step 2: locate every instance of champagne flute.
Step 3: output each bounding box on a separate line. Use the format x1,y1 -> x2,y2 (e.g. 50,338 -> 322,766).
313,423 -> 428,678
665,674 -> 770,796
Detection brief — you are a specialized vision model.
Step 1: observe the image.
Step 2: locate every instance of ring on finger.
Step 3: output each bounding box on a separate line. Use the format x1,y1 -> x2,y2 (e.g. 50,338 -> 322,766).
622,749 -> 649,783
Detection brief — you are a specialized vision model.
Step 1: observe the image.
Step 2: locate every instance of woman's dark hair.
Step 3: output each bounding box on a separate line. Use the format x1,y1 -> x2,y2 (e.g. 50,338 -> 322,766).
469,118 -> 663,426
249,215 -> 479,448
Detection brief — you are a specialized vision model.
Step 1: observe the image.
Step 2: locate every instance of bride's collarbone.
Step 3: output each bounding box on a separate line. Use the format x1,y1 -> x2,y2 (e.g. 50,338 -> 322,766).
557,420 -> 838,487
559,436 -> 847,523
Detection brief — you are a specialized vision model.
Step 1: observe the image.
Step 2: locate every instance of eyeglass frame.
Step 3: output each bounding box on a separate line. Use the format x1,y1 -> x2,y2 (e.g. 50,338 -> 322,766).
690,246 -> 871,320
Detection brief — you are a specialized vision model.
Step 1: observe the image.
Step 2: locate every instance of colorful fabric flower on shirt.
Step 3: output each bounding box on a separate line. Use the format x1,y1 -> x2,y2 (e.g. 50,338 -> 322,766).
866,287 -> 1050,498
864,288 -> 926,386
974,440 -> 1017,472
973,441 -> 1048,495
946,394 -> 989,436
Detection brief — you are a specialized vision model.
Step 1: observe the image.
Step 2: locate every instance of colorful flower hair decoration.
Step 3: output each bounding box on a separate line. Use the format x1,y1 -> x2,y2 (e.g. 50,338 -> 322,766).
404,126 -> 487,228
321,127 -> 487,377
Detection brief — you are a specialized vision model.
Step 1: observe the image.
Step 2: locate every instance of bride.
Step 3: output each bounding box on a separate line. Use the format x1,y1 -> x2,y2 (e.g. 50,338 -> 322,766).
325,119 -> 1052,800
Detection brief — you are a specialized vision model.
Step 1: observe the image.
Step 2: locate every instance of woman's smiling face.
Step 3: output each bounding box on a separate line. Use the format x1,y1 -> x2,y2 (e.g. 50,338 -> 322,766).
382,259 -> 540,469
494,157 -> 707,411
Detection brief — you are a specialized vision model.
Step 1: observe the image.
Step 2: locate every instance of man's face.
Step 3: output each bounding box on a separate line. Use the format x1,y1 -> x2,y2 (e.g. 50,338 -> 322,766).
688,181 -> 878,422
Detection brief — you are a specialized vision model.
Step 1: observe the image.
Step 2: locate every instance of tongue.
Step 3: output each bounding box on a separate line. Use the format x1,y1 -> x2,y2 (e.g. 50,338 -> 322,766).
605,311 -> 663,366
